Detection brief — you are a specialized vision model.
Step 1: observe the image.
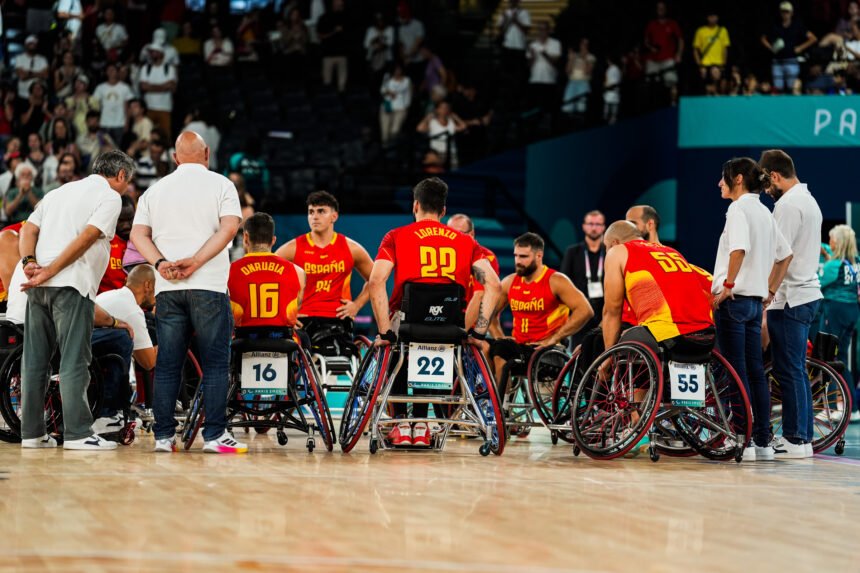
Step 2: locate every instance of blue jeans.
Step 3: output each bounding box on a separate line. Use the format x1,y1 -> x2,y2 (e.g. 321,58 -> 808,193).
562,79 -> 590,114
772,58 -> 800,92
91,327 -> 134,417
715,297 -> 769,446
153,290 -> 233,441
768,300 -> 820,443
821,299 -> 860,411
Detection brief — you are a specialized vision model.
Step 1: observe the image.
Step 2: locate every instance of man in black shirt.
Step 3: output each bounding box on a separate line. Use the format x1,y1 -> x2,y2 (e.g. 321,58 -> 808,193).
560,210 -> 605,347
760,2 -> 816,93
317,0 -> 349,92
450,81 -> 493,165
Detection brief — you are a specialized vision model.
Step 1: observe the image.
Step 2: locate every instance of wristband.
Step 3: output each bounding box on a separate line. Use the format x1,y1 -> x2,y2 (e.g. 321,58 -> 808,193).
467,328 -> 487,341
111,317 -> 118,328
380,330 -> 397,343
21,255 -> 36,268
154,258 -> 167,270
722,280 -> 735,289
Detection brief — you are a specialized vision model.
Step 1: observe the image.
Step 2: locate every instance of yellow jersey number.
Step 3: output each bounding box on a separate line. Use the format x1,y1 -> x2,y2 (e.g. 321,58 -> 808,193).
650,252 -> 692,274
249,283 -> 279,318
419,246 -> 457,281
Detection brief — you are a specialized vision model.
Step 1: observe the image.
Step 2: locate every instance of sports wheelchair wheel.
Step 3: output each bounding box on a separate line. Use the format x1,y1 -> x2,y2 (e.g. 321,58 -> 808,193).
460,345 -> 506,455
571,341 -> 662,460
296,347 -> 335,451
179,351 -> 205,450
525,345 -> 570,425
0,344 -> 103,439
547,347 -> 583,444
670,350 -> 751,461
338,345 -> 390,453
766,357 -> 852,454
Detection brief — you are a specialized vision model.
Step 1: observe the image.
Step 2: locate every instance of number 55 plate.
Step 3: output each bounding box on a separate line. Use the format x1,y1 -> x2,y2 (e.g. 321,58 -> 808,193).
408,343 -> 455,390
668,361 -> 706,408
241,352 -> 289,395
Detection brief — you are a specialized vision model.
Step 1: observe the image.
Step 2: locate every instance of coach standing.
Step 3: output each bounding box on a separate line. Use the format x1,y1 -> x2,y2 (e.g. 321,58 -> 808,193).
130,131 -> 246,454
760,149 -> 823,459
19,150 -> 133,451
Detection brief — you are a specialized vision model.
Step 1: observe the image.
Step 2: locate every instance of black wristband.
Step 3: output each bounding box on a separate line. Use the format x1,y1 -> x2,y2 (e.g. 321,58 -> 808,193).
154,258 -> 167,270
21,255 -> 36,268
380,330 -> 397,343
467,328 -> 487,341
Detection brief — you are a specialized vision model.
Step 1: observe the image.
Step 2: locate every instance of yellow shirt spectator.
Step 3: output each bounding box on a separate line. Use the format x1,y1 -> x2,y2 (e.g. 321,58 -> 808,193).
694,25 -> 731,67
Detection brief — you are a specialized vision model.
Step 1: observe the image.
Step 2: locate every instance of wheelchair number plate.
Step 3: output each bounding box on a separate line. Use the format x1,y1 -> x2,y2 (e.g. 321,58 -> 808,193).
668,361 -> 706,407
241,352 -> 289,395
407,343 -> 455,390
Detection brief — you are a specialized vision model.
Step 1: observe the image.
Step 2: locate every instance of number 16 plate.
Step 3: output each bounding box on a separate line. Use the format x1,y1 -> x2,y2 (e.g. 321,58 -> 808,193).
241,352 -> 289,395
407,343 -> 455,390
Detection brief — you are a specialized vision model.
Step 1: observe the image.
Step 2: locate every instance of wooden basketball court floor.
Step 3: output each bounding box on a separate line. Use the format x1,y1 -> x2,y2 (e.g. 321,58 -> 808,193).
0,425 -> 857,573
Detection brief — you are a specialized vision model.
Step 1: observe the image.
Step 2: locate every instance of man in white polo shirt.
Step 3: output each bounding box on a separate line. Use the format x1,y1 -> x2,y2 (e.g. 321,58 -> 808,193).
18,149 -> 133,451
139,45 -> 177,137
130,131 -> 244,454
760,149 -> 824,459
14,36 -> 49,102
94,63 -> 135,147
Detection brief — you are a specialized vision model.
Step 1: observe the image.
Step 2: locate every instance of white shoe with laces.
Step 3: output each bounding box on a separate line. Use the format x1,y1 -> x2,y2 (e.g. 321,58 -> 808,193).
804,443 -> 814,458
202,431 -> 248,454
773,438 -> 806,459
754,442 -> 774,461
154,437 -> 177,452
742,446 -> 757,461
92,414 -> 124,435
21,434 -> 57,449
63,434 -> 118,450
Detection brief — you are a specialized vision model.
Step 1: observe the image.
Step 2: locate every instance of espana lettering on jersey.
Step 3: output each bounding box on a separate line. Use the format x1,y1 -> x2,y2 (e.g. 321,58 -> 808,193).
510,298 -> 545,312
303,260 -> 346,274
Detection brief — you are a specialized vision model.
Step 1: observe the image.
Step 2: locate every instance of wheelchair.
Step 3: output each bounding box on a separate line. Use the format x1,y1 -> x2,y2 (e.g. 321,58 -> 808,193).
338,282 -> 506,456
131,350 -> 203,437
180,326 -> 335,452
495,343 -> 570,440
570,331 -> 752,462
0,320 -> 130,444
765,332 -> 853,456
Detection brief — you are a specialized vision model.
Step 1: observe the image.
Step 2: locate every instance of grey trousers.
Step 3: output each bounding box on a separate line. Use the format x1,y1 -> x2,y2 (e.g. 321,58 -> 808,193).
22,287 -> 95,441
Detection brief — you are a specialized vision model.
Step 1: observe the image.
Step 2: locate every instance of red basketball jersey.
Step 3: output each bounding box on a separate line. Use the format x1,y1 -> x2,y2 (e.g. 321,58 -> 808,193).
98,236 -> 128,294
291,232 -> 354,318
0,222 -> 24,302
467,244 -> 500,302
228,252 -> 301,328
376,220 -> 485,313
623,240 -> 713,342
509,266 -> 569,344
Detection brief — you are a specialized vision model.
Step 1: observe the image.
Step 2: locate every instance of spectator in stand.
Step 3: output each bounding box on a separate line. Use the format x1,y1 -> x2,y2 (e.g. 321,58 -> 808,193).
365,12 -> 394,89
135,130 -> 171,191
0,152 -> 25,221
498,0 -> 531,82
317,0 -> 350,93
77,111 -> 116,171
643,1 -> 683,104
139,45 -> 178,137
57,152 -> 82,182
527,22 -> 562,115
693,11 -> 731,82
53,51 -> 83,101
272,8 -> 309,83
236,10 -> 262,62
18,82 -> 50,139
182,108 -> 221,170
743,73 -> 760,95
204,25 -> 235,68
173,21 -> 203,57
44,160 -> 76,193
95,7 -> 129,63
15,36 -> 50,105
761,2 -> 817,94
451,80 -> 493,165
416,100 -> 466,169
4,162 -> 43,223
140,28 -> 181,68
819,1 -> 860,53
379,63 -> 412,144
0,90 -> 15,142
227,172 -> 255,220
419,45 -> 447,100
818,224 -> 860,420
228,137 -> 269,203
55,0 -> 84,42
563,38 -> 595,115
66,75 -> 99,139
94,63 -> 135,146
125,99 -> 154,155
604,54 -> 622,124
396,2 -> 427,84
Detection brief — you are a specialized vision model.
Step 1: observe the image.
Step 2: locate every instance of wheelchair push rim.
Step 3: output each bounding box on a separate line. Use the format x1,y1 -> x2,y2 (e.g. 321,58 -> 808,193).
338,345 -> 390,453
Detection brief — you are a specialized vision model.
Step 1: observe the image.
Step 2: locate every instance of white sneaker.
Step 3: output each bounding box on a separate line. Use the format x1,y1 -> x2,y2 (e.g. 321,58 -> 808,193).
154,437 -> 177,452
21,434 -> 57,449
850,411 -> 860,423
742,446 -> 757,461
754,443 -> 774,461
804,443 -> 814,458
773,439 -> 806,459
202,431 -> 248,454
92,414 -> 124,435
63,434 -> 118,450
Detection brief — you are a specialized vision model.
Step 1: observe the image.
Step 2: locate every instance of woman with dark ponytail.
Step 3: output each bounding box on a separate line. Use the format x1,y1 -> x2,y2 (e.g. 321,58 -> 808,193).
711,157 -> 793,462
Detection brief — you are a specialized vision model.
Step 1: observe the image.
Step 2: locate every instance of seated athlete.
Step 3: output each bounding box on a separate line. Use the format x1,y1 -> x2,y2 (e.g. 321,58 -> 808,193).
98,195 -> 136,293
275,191 -> 372,345
446,213 -> 501,332
229,212 -> 305,332
367,177 -> 501,447
601,221 -> 715,374
490,232 -> 594,384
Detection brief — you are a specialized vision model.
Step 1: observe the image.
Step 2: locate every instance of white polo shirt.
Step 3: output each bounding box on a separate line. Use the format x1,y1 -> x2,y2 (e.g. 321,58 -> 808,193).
133,163 -> 241,295
528,38 -> 562,84
499,8 -> 531,51
14,53 -> 49,99
139,62 -> 177,112
770,183 -> 823,310
28,175 -> 121,300
95,286 -> 152,350
712,193 -> 792,298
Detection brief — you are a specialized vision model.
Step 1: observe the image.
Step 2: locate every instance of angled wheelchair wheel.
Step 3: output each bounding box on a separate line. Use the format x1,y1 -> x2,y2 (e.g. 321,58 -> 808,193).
525,345 -> 569,425
767,357 -> 852,454
571,341 -> 662,460
181,375 -> 205,450
671,350 -> 751,461
461,345 -> 506,455
338,345 -> 390,453
547,348 -> 583,444
297,347 -> 335,452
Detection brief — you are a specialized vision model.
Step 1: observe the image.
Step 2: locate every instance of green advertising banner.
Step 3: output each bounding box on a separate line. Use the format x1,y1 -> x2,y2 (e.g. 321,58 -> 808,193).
679,96 -> 860,148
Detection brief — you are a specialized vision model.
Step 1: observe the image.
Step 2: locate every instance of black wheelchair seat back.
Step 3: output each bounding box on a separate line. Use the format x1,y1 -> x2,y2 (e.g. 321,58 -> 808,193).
307,321 -> 358,359
233,326 -> 298,355
663,328 -> 716,365
399,282 -> 467,343
0,320 -> 23,349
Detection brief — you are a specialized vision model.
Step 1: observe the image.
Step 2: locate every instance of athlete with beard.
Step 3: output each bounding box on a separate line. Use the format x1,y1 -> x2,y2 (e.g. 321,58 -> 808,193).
490,232 -> 593,384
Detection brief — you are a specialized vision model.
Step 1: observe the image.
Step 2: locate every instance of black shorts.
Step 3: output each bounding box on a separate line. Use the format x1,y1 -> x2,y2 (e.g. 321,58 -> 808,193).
489,338 -> 535,364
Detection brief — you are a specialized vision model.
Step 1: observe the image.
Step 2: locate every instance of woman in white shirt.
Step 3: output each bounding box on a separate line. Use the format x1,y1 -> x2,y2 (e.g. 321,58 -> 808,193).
416,100 -> 466,169
712,157 -> 792,461
204,26 -> 234,68
563,38 -> 595,114
379,63 -> 412,144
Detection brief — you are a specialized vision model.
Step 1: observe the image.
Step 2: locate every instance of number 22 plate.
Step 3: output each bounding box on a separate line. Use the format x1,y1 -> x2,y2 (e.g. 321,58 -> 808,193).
407,343 -> 455,390
668,361 -> 706,407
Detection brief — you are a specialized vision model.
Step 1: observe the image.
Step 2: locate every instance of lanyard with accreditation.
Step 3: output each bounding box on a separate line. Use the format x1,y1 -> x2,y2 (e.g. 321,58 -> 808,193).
584,249 -> 604,299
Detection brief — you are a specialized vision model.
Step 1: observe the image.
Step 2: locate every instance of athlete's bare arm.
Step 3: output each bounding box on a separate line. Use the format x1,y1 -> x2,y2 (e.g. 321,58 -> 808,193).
602,245 -> 628,350
489,274 -> 514,339
368,259 -> 395,343
338,238 -> 374,319
471,258 -> 500,336
0,231 -> 20,296
464,291 -> 483,331
534,273 -> 595,348
294,264 -> 306,312
274,239 -> 297,261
